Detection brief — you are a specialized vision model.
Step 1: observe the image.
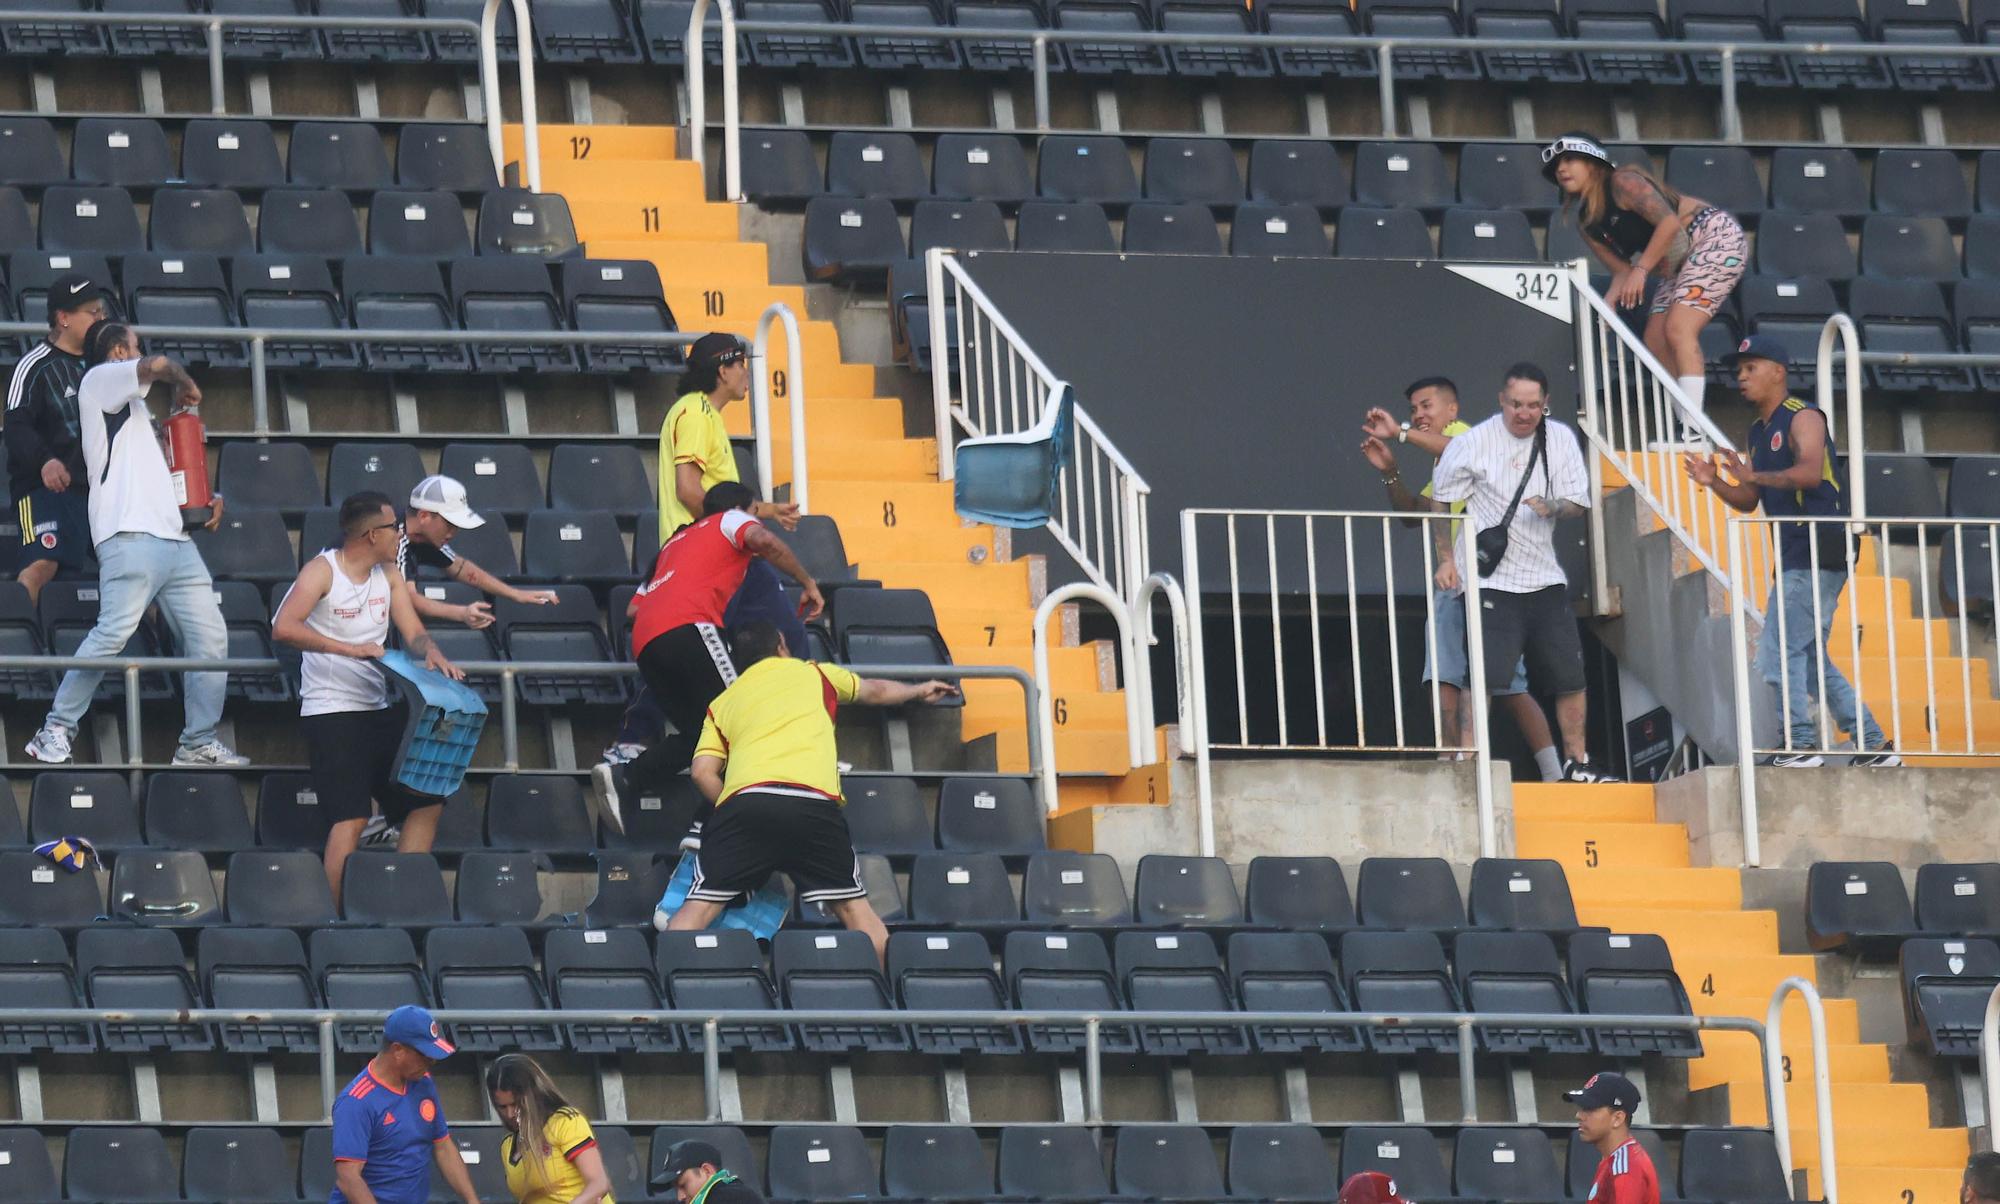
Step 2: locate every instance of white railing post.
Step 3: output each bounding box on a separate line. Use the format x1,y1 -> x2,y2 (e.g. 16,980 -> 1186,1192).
1572,259 -> 1612,614
752,301 -> 808,514
1982,984 -> 2000,1146
1181,512 -> 1216,857
1727,516 -> 1761,867
1031,583 -> 1142,815
480,0 -> 539,192
1766,978 -> 1839,1204
1460,521 -> 1496,858
926,247 -> 956,481
684,0 -> 742,203
1818,314 -> 1865,521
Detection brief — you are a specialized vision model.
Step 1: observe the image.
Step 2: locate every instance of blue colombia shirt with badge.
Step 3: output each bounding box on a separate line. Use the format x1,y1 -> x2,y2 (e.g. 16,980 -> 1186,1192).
329,1066 -> 452,1204
1747,396 -> 1845,573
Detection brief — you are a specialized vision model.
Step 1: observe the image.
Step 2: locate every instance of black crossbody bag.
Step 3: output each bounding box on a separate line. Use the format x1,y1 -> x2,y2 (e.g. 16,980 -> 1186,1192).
1475,420 -> 1548,579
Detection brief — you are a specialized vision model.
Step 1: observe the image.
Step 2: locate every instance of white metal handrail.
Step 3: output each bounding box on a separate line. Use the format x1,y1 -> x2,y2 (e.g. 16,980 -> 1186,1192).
480,0 -> 541,193
1571,261 -> 1740,603
1981,984 -> 2000,1146
1765,977 -> 1839,1204
924,247 -> 1153,602
1817,314 -> 1867,521
1030,582 -> 1147,815
1180,507 -> 1495,858
752,301 -> 810,514
683,0 -> 743,202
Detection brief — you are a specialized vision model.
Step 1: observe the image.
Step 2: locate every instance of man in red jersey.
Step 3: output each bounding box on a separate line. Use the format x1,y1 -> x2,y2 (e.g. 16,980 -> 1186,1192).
589,480 -> 823,838
1336,1171 -> 1411,1203
1568,1071 -> 1659,1204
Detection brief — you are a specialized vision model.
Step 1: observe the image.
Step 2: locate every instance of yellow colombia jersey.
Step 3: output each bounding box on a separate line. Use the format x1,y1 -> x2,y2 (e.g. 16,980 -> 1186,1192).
695,657 -> 862,807
500,1108 -> 613,1204
1420,418 -> 1473,514
659,391 -> 737,545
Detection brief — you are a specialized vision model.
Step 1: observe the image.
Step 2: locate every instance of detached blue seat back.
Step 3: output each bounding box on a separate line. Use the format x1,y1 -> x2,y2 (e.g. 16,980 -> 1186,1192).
952,385 -> 1075,528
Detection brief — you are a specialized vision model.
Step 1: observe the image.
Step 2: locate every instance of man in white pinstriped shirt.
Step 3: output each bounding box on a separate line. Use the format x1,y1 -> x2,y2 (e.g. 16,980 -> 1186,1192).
1431,362 -> 1617,784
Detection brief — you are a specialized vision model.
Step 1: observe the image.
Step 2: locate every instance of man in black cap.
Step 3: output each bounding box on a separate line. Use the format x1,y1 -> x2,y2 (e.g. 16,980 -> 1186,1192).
1684,335 -> 1899,768
653,1139 -> 766,1204
4,273 -> 110,604
1566,1071 -> 1659,1204
1965,1150 -> 2000,1204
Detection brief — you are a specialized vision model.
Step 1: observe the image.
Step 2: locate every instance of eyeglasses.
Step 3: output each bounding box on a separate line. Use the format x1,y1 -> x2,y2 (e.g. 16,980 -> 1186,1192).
365,522 -> 398,536
717,351 -> 746,366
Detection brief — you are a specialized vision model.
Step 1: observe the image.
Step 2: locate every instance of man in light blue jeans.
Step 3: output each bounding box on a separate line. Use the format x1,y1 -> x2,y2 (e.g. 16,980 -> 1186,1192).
25,323 -> 245,767
1754,567 -> 1891,762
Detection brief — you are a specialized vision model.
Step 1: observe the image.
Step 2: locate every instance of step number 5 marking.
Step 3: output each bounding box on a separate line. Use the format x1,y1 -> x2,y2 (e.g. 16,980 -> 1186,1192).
1583,839 -> 1599,868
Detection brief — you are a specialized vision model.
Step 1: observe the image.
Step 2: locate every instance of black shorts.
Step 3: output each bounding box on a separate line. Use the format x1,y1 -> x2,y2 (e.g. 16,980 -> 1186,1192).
302,704 -> 436,826
1479,585 -> 1588,697
16,487 -> 93,571
688,790 -> 865,906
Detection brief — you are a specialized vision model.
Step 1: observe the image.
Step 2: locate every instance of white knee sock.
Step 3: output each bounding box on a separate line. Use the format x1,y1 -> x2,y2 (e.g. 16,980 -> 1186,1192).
1676,374 -> 1707,416
1533,745 -> 1563,782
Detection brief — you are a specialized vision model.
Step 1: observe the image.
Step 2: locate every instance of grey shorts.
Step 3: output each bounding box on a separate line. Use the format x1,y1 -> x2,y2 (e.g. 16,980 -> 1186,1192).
1476,586 -> 1588,697
1423,588 -> 1531,695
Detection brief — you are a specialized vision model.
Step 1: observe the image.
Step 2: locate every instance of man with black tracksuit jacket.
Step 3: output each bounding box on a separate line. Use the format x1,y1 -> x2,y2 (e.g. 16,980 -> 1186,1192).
5,273 -> 112,604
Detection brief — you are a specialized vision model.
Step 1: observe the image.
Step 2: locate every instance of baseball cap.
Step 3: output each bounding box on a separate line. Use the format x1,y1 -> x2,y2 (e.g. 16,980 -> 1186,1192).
383,1005 -> 456,1060
409,475 -> 485,530
652,1140 -> 724,1186
686,332 -> 747,371
47,272 -> 111,322
1540,131 -> 1614,183
1721,334 -> 1792,371
1566,1070 -> 1642,1114
1338,1171 -> 1411,1204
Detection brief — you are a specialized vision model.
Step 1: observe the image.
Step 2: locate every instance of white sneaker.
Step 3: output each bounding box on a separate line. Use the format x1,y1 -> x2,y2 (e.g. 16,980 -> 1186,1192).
1771,752 -> 1825,768
589,762 -> 627,836
600,742 -> 646,766
172,740 -> 250,767
24,724 -> 73,764
360,815 -> 401,846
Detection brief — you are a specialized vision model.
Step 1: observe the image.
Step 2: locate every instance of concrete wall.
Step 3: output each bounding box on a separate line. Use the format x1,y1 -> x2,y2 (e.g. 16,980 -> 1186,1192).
1659,764 -> 2000,869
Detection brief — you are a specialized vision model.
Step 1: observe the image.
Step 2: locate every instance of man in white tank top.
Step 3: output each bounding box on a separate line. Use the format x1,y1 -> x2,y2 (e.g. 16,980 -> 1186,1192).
273,491 -> 464,908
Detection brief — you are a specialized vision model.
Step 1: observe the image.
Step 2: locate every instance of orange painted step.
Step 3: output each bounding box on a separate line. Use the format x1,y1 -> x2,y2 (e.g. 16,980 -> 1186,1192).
1511,782 -> 1656,822
1806,1126 -> 1969,1169
811,478 -> 960,518
1568,866 -> 1742,910
503,123 -> 678,162
862,560 -> 1036,605
571,201 -> 738,242
936,607 -> 1052,654
966,687 -> 1126,730
1700,994 -> 1862,1043
590,238 -> 772,283
1579,906 -> 1778,952
1822,1166 -> 1963,1203
1514,820 -> 1690,869
993,725 -> 1135,775
1725,1079 -> 1931,1129
1664,951 -> 1817,1005
533,158 -> 707,200
1055,762 -> 1171,813
741,398 -> 908,443
1689,1031 -> 1889,1086
837,524 -> 994,565
1830,656 -> 1995,705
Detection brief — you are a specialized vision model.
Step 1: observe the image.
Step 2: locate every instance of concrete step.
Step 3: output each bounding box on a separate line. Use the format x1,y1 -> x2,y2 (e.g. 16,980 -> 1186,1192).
1576,906 -> 1778,952
1512,782 -> 1656,822
965,685 -> 1126,730
1051,761 -> 1172,820
1831,655 -> 1997,707
1568,866 -> 1743,910
797,438 -> 938,480
1514,820 -> 1691,869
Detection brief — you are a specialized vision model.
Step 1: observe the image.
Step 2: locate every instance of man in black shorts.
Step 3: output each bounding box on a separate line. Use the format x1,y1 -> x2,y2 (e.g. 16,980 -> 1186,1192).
663,621 -> 957,963
5,273 -> 111,604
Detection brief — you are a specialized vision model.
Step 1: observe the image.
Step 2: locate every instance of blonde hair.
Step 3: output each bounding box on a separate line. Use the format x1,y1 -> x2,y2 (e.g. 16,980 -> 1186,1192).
486,1054 -> 580,1190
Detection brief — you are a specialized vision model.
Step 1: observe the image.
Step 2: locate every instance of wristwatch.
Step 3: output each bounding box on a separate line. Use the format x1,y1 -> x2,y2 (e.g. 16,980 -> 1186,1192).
1397,423 -> 1411,444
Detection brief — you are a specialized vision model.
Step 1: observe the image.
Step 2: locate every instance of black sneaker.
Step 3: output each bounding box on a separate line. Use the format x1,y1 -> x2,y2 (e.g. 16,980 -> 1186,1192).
1771,752 -> 1825,768
1851,750 -> 1903,768
1559,758 -> 1621,784
588,762 -> 626,837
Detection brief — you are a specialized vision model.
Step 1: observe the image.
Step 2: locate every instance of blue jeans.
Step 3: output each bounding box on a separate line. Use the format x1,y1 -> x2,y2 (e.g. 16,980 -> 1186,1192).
1756,568 -> 1888,751
47,533 -> 229,751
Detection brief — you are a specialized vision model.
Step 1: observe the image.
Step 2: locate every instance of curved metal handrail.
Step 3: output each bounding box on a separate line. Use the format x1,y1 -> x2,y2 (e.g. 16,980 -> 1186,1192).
752,301 -> 810,515
1766,976 -> 1839,1204
1030,582 -> 1144,815
683,0 -> 742,202
1816,314 -> 1866,521
480,0 -> 541,193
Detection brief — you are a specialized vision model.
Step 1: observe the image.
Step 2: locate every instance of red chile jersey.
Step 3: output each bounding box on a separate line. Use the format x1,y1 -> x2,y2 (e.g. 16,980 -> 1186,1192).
631,509 -> 760,654
1588,1138 -> 1660,1204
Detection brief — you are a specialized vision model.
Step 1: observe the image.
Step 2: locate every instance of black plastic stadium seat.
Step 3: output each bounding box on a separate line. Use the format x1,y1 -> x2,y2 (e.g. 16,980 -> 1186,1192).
844,776 -> 935,858
908,852 -> 1020,926
1051,0 -> 1169,72
1134,854 -> 1244,925
1467,0 -> 1586,82
933,776 -> 1043,856
369,188 -> 473,257
533,0 -> 644,61
1768,147 -> 1868,217
1004,929 -> 1138,1053
30,771 -> 141,851
834,586 -> 953,667
1739,274 -> 1840,386
441,441 -> 545,516
123,251 -> 247,368
1335,205 -> 1434,258
1230,202 -> 1330,257
1666,145 -> 1766,220
40,581 -> 175,703
260,188 -> 365,256
0,118 -> 65,187
1916,861 -> 2000,935
1568,930 -> 1703,1056
1874,148 -> 1975,219
151,188 -> 255,254
399,123 -> 499,193
1040,134 -> 1142,205
1024,849 -> 1132,924
1353,140 -> 1454,211
656,929 -> 795,1052
200,926 -> 321,1053
0,848 -> 103,927
1439,207 -> 1539,261
311,927 -> 431,1051
1672,0 -> 1789,83
449,255 -> 576,372
213,0 -> 323,57
39,186 -> 141,253
1248,140 -> 1349,210
1015,200 -> 1118,252
1159,0 -> 1273,74
219,441 -> 321,516
1571,0 -> 1688,81
485,773 -> 597,855
63,1127 -> 179,1204
1900,936 -> 2000,1057
1454,929 -> 1593,1054
1678,1128 -> 1791,1202
767,1127 -> 878,1203
1756,212 -> 1857,282
183,1126 -> 296,1202
1806,860 -> 1919,957
1229,930 -> 1365,1053
232,253 -> 360,369
78,927 -> 212,1052
1228,1126 -> 1339,1201
326,441 -> 425,505
321,0 -> 428,59
1341,929 -> 1463,1053
1113,1125 -> 1225,1202
1357,0 -> 1478,80
1458,142 -> 1560,213
0,1 -> 106,56
911,199 -> 1011,257
851,0 -> 963,69
1878,0 -> 1991,90
342,255 -> 471,371
883,1125 -> 997,1199
1358,855 -> 1466,932
740,131 -> 823,206
1261,0 -> 1378,77
110,849 -> 222,926
888,929 -> 1023,1053
0,585 -> 52,702
71,118 -> 171,187
493,586 -> 628,703
1337,1126 -> 1453,1202
455,851 -> 551,925
1144,137 -> 1245,207
426,925 -> 563,1051
803,196 -> 906,282
1851,280 -> 1975,391
342,850 -> 453,925
1123,201 -> 1223,254
521,510 -> 632,588
289,121 -> 394,191
254,772 -> 329,850
0,929 -> 92,1054
1455,1127 -> 1565,1203
828,131 -> 930,202
561,258 -> 681,373
478,188 -> 580,257
1244,855 -> 1354,931
932,133 -> 1034,204
1467,856 -> 1584,936
739,0 -> 854,67
774,928 -> 911,1052
549,443 -> 653,516
999,1126 -> 1113,1201
191,507 -> 298,584
1115,928 -> 1248,1054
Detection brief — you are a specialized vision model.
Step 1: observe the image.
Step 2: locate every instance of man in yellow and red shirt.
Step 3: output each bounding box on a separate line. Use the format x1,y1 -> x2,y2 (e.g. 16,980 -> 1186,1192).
662,620 -> 957,964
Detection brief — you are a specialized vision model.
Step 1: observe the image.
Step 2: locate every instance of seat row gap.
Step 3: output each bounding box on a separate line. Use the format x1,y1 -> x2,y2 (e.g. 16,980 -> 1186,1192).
888,86 -> 915,129
131,1057 -> 163,1124
31,70 -> 57,115
140,67 -> 166,116
1168,1062 -> 1198,1122
354,74 -> 382,121
1093,89 -> 1121,132
14,1063 -> 44,1124
250,1059 -> 281,1124
828,1059 -> 859,1122
1509,97 -> 1537,141
781,85 -> 808,126
1395,1064 -> 1427,1122
1283,1064 -> 1314,1123
249,70 -> 274,118
599,1060 -> 630,1124
990,88 -> 1017,131
942,1061 -> 972,1124
1199,93 -> 1225,136
569,73 -> 596,125
1508,1062 -> 1540,1123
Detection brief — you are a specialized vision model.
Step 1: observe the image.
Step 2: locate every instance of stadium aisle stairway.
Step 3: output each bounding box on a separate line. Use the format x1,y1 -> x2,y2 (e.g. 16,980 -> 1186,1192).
1517,781 -> 1968,1201
1604,454 -> 2000,761
501,124 -> 1166,806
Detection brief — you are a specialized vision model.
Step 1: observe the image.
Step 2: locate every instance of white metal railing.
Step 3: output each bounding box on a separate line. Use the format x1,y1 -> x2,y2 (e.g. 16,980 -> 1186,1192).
683,0 -> 742,202
1981,984 -> 2000,1146
479,0 -> 541,193
1571,261 -> 1739,601
924,248 -> 1152,602
1817,315 -> 1867,521
1727,514 -> 2000,864
1180,507 -> 1495,858
1766,977 -> 1840,1204
751,301 -> 810,513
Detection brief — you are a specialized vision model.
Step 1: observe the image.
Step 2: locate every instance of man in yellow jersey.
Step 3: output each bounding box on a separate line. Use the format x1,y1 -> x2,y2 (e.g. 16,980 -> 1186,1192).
661,620 -> 958,964
1360,377 -> 1561,780
659,333 -> 799,546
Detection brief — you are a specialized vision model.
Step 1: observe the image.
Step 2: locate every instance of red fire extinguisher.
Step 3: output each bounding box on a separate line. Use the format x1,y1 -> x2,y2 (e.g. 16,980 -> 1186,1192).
163,406 -> 214,530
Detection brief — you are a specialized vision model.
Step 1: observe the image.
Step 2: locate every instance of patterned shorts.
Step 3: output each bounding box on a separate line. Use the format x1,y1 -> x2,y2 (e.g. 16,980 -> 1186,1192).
1649,207 -> 1748,316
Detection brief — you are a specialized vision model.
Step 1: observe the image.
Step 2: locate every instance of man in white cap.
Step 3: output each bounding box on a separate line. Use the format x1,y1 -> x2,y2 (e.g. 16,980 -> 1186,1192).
398,474 -> 557,629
